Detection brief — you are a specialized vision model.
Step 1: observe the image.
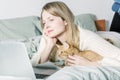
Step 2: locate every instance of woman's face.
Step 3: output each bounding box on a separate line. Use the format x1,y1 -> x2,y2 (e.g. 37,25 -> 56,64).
42,10 -> 67,38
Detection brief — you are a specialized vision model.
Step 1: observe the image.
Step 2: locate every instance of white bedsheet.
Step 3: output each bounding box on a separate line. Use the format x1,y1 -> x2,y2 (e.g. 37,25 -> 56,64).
96,31 -> 120,48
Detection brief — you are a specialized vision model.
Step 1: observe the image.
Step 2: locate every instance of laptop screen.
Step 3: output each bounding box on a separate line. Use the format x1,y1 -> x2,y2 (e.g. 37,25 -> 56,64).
0,41 -> 36,80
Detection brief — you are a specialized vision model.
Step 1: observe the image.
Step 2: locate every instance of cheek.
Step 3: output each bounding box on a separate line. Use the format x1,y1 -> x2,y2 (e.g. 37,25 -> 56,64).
56,22 -> 66,31
49,21 -> 66,36
58,26 -> 65,32
48,28 -> 65,37
52,26 -> 65,36
56,20 -> 66,28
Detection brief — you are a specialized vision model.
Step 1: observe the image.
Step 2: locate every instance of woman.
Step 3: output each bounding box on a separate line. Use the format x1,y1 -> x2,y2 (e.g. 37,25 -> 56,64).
31,1 -> 120,67
31,1 -> 120,80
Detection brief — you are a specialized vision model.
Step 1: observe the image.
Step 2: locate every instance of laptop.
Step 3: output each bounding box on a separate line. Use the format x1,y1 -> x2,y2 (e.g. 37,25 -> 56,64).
0,41 -> 44,80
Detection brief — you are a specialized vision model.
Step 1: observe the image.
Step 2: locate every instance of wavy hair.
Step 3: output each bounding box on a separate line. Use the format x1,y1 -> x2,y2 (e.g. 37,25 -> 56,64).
41,1 -> 79,48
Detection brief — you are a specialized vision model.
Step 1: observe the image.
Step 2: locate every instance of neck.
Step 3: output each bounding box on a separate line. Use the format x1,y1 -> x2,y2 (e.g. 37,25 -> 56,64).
57,31 -> 67,44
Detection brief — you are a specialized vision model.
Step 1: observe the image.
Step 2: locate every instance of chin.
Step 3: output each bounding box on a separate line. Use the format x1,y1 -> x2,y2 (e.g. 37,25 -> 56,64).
49,35 -> 56,38
49,33 -> 60,38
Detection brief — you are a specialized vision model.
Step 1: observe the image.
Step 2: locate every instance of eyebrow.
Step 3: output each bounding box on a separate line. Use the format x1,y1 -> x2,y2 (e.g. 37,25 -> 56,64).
43,17 -> 50,23
43,16 -> 54,22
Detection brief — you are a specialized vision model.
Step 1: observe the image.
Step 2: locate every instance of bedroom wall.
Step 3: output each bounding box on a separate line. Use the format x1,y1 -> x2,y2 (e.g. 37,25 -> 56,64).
0,0 -> 114,30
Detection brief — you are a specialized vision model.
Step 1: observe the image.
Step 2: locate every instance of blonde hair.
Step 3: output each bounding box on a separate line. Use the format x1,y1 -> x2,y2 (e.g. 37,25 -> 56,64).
41,1 -> 79,48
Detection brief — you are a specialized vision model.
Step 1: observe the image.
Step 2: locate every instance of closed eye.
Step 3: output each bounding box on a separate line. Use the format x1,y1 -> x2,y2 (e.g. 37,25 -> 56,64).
49,19 -> 54,21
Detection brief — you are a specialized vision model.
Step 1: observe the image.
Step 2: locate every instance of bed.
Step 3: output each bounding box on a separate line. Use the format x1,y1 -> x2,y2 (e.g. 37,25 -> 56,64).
0,14 -> 120,80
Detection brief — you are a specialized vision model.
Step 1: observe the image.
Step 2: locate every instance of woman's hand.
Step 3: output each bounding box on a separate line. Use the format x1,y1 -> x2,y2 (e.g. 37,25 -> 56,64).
43,28 -> 57,48
37,28 -> 57,63
66,55 -> 100,66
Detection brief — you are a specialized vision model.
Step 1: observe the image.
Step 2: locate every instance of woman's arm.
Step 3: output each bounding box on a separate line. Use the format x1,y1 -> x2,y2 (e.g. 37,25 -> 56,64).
80,29 -> 120,66
67,55 -> 100,66
31,35 -> 57,66
31,26 -> 57,66
67,28 -> 120,66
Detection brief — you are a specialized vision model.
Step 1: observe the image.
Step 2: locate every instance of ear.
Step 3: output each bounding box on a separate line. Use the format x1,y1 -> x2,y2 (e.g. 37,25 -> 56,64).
63,42 -> 69,49
64,20 -> 68,26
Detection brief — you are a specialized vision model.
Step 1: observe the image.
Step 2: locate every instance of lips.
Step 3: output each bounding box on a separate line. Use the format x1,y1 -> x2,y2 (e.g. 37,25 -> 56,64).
48,30 -> 53,33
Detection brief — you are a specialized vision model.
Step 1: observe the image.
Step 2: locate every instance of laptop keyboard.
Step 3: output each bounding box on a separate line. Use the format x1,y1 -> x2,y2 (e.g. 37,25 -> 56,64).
35,73 -> 50,79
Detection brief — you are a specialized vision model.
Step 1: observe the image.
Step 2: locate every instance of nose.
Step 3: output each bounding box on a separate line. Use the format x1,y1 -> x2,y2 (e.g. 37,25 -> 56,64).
45,25 -> 50,29
44,23 -> 50,29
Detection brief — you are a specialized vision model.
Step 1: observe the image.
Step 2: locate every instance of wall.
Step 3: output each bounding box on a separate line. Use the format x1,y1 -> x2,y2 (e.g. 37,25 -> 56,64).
0,0 -> 42,19
0,0 -> 114,29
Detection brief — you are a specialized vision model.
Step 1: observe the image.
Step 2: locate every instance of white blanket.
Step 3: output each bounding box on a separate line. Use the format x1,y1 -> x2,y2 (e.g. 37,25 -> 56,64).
46,66 -> 120,80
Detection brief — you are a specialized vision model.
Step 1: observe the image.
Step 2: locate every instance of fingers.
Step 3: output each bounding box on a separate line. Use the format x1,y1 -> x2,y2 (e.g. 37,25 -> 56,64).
67,56 -> 75,64
42,28 -> 57,47
43,28 -> 48,36
43,30 -> 48,36
67,55 -> 79,61
66,55 -> 76,66
66,55 -> 83,66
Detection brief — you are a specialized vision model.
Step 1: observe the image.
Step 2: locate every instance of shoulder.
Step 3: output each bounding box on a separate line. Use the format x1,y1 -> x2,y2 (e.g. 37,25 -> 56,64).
77,26 -> 103,50
78,26 -> 98,39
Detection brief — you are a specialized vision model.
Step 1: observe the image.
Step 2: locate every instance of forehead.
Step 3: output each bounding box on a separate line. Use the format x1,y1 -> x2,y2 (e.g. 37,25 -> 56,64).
42,10 -> 55,19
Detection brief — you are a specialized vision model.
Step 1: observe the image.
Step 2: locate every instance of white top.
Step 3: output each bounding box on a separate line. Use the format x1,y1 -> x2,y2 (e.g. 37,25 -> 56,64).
31,27 -> 120,66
